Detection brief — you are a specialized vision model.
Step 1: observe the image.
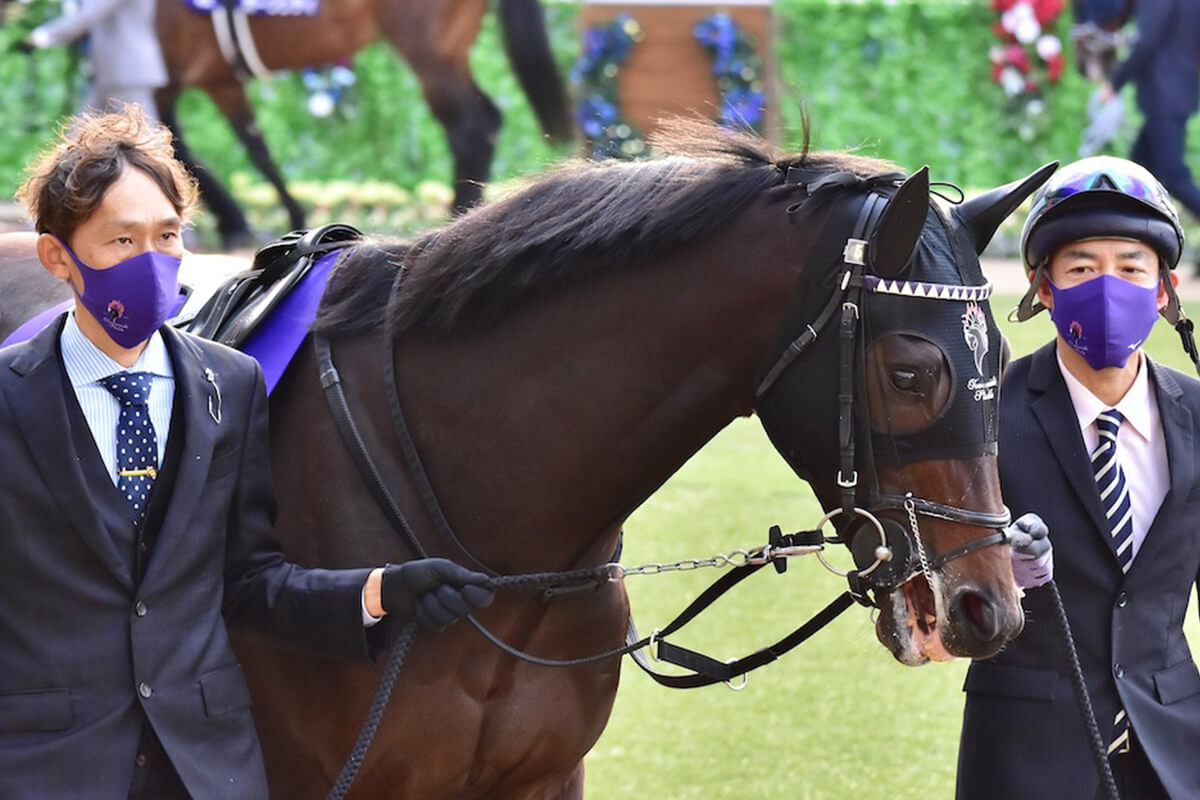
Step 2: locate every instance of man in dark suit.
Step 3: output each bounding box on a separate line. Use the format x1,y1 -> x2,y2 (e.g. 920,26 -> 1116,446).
956,156 -> 1200,799
0,106 -> 494,798
1102,0 -> 1200,222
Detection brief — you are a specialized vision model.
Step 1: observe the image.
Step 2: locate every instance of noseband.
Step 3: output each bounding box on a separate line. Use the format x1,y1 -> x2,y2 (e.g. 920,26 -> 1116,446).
755,187 -> 1011,605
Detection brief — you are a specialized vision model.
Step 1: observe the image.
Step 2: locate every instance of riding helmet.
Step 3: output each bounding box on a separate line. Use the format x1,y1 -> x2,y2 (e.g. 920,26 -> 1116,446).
1020,156 -> 1184,270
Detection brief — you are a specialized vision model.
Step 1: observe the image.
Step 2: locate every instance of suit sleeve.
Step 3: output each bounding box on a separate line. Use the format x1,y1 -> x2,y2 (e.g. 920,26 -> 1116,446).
1110,0 -> 1177,91
221,362 -> 381,661
33,0 -> 137,47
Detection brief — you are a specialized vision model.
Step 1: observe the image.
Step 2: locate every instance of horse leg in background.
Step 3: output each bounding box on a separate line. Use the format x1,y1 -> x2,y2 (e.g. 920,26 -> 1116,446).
205,82 -> 307,232
381,3 -> 500,214
496,0 -> 573,144
156,84 -> 256,249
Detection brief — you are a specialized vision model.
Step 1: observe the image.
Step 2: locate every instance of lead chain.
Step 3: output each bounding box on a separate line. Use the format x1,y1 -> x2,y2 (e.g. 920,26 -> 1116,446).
607,542 -> 824,581
904,493 -> 935,586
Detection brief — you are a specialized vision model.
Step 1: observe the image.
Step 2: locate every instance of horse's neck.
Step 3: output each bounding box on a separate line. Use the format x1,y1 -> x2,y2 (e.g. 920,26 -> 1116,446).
381,205 -> 799,573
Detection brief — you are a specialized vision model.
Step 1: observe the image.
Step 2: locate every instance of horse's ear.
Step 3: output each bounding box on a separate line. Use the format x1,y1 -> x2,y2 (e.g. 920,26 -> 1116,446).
869,166 -> 929,277
955,161 -> 1058,255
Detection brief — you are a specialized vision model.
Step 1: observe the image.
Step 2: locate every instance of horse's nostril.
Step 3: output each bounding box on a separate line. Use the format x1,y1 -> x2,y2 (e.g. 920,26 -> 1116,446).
957,590 -> 1000,641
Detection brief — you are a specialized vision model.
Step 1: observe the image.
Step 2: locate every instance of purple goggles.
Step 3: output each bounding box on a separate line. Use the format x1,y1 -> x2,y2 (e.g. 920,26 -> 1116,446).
1030,157 -> 1180,226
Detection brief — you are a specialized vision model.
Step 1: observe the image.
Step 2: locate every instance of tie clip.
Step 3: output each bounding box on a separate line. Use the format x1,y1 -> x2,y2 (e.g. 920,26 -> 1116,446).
119,467 -> 158,479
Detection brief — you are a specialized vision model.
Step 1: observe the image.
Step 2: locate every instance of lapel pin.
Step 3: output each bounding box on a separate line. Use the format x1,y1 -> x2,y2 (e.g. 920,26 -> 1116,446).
204,367 -> 222,424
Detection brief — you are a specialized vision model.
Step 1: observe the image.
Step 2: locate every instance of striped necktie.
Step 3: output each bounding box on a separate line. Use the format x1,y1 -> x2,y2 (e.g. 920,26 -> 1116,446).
99,371 -> 159,526
1092,409 -> 1134,573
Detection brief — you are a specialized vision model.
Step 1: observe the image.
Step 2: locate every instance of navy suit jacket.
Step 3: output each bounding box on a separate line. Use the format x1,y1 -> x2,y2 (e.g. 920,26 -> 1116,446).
1110,0 -> 1200,116
0,317 -> 376,799
957,342 -> 1200,799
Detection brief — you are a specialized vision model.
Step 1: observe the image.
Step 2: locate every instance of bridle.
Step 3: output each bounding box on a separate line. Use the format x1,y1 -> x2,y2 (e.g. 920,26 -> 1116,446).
754,184 -> 1012,605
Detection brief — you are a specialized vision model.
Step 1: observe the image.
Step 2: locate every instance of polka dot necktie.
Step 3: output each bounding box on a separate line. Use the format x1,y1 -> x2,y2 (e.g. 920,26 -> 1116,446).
99,371 -> 158,527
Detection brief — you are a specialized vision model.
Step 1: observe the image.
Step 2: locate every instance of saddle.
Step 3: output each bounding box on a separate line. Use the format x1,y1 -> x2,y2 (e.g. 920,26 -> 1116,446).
181,223 -> 362,349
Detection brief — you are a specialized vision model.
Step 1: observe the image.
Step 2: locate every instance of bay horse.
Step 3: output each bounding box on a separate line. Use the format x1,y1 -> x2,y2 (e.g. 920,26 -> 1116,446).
1,121 -> 1054,798
152,0 -> 572,246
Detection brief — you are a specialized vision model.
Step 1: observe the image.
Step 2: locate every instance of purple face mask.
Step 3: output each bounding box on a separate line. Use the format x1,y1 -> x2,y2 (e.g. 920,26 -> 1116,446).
1048,274 -> 1160,370
62,243 -> 185,348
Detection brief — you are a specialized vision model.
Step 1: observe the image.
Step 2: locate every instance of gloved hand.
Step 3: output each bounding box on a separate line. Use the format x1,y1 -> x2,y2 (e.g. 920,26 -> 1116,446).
1007,512 -> 1053,590
381,558 -> 494,631
11,37 -> 36,54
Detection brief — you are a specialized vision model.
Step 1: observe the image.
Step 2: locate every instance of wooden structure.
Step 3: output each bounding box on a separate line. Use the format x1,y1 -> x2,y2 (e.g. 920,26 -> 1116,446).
579,0 -> 778,143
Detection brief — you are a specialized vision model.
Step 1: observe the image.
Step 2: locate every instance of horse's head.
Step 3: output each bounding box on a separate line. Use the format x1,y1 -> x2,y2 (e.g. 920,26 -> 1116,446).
755,161 -> 1056,665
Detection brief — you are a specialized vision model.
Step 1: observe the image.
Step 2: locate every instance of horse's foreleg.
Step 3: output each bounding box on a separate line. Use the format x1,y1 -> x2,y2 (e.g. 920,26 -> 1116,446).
156,84 -> 254,249
205,82 -> 307,232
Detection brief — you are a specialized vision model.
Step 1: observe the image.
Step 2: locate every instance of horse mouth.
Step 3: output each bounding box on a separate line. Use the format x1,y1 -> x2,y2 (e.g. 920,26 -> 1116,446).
879,572 -> 955,666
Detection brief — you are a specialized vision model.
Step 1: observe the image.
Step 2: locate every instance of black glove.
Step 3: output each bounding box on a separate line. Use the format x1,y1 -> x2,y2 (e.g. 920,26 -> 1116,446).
380,558 -> 494,630
11,38 -> 36,55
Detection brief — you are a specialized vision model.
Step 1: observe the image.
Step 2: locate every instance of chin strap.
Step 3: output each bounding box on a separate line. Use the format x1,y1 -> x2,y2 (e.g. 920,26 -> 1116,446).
1158,267 -> 1200,377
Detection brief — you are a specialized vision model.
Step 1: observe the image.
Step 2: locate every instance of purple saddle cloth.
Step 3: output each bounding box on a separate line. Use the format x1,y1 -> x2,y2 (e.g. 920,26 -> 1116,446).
1,249 -> 341,397
184,0 -> 319,16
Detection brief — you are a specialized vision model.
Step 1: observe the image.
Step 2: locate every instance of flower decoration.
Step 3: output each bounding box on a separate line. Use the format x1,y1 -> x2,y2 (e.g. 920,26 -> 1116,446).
990,0 -> 1066,140
571,14 -> 647,160
301,64 -> 356,119
693,13 -> 765,133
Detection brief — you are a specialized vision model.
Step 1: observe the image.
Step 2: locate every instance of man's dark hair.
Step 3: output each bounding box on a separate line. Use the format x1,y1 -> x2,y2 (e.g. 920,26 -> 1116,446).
16,103 -> 199,243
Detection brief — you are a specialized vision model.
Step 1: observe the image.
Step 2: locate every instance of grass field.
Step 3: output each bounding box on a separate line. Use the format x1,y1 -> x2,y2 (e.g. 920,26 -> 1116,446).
582,295 -> 1200,798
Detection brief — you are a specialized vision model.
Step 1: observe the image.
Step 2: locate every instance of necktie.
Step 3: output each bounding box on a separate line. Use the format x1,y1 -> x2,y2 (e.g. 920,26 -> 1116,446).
99,371 -> 159,526
1093,409 -> 1134,756
1092,409 -> 1134,573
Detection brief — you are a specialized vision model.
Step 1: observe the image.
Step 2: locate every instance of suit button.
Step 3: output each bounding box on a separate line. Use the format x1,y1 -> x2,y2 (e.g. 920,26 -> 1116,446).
134,602 -> 147,617
138,682 -> 152,699
1114,664 -> 1125,679
135,753 -> 148,767
1116,592 -> 1128,608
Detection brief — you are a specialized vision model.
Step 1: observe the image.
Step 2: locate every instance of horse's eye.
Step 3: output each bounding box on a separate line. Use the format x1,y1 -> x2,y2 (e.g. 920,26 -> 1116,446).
890,369 -> 919,392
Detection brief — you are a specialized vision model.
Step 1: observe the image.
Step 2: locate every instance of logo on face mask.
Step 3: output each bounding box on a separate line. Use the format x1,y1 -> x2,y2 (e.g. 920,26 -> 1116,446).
106,300 -> 126,322
1068,320 -> 1084,343
961,302 -> 990,376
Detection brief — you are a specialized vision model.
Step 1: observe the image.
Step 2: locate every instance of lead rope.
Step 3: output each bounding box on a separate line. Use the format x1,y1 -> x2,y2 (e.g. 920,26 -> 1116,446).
1046,578 -> 1120,800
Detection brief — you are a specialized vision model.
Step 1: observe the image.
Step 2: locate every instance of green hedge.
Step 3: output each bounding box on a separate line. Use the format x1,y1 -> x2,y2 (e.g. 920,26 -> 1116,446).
3,0 -> 1199,249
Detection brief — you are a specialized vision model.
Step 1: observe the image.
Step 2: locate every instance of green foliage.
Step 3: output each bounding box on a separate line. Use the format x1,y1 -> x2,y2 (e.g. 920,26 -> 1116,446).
4,0 -> 1200,250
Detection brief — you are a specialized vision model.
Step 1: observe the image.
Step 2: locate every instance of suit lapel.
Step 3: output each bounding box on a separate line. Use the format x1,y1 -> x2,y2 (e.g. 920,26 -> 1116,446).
147,327 -> 219,575
2,317 -> 133,591
1027,342 -> 1114,544
1127,359 -> 1193,571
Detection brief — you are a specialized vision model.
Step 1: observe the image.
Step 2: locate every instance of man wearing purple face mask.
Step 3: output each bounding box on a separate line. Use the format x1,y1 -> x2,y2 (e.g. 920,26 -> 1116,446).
0,105 -> 495,799
957,156 -> 1200,800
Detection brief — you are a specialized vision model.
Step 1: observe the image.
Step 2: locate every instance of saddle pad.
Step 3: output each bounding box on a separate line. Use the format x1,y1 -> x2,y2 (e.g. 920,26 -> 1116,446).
184,0 -> 319,17
0,250 -> 341,397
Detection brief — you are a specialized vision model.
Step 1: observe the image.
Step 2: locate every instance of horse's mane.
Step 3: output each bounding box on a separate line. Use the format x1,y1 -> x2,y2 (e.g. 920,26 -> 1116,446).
314,119 -> 899,336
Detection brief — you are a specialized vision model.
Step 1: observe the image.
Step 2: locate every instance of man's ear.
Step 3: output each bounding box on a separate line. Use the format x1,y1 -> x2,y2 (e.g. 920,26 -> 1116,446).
36,233 -> 73,283
1034,269 -> 1053,311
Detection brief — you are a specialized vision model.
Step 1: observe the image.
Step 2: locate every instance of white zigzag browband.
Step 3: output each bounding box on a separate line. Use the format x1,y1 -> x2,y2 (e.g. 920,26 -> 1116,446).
862,275 -> 993,302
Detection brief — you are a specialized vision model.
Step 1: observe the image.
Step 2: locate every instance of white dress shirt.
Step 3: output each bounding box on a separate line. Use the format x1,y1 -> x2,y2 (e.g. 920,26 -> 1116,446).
1057,350 -> 1169,563
60,312 -> 174,484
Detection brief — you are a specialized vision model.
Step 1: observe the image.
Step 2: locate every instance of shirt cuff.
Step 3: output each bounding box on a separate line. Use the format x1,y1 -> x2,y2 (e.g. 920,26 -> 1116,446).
30,27 -> 53,48
361,590 -> 382,628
